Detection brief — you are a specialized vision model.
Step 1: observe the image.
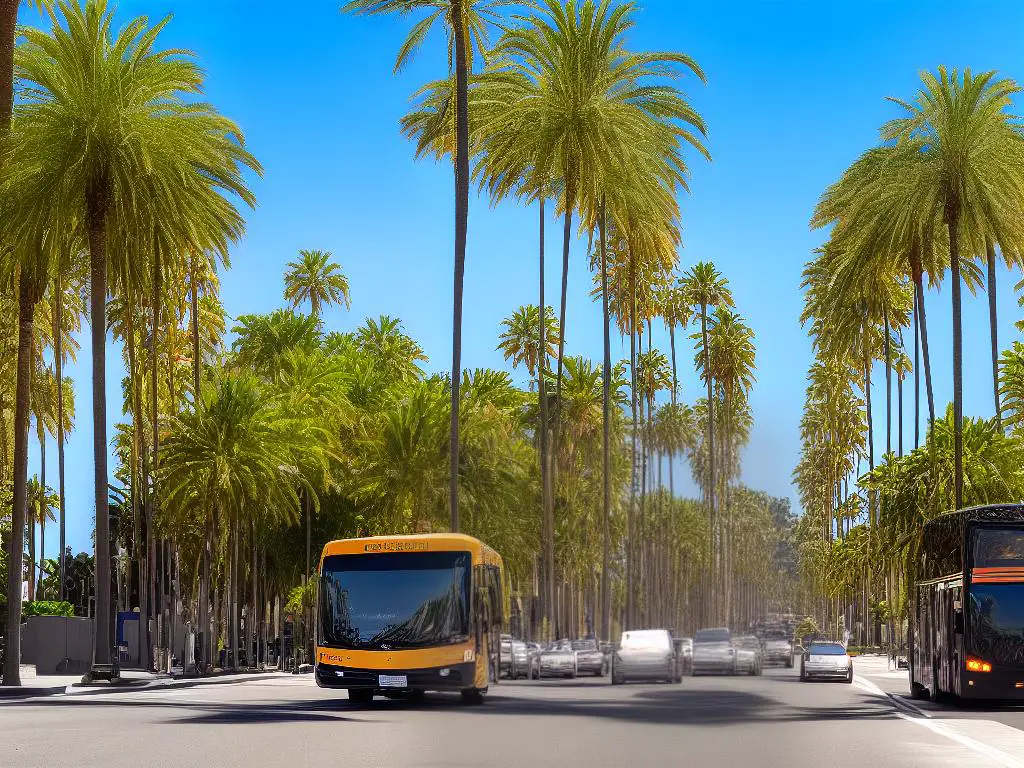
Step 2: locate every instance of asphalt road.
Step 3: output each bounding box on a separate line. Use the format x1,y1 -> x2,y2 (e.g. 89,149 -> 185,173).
3,665 -> 1024,768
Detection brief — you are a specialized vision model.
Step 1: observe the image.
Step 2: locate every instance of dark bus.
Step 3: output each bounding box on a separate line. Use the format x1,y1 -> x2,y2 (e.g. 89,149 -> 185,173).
910,504 -> 1024,701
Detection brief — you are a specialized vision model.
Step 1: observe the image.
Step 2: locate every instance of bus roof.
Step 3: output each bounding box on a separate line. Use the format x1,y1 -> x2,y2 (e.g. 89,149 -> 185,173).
320,533 -> 502,564
923,504 -> 1024,533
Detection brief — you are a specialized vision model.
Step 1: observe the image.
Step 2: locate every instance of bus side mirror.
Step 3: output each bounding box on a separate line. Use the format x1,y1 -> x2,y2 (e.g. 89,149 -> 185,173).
954,610 -> 964,634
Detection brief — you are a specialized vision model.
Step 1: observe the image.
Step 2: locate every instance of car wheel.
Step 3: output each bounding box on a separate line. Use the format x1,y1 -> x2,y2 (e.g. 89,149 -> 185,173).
845,667 -> 854,684
348,688 -> 373,704
612,672 -> 623,685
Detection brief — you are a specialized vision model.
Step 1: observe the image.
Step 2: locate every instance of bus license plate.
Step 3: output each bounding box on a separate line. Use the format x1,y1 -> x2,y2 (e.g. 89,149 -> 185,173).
379,675 -> 408,688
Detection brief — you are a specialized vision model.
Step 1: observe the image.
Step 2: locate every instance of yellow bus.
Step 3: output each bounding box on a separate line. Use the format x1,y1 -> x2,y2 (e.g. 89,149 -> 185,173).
314,533 -> 505,704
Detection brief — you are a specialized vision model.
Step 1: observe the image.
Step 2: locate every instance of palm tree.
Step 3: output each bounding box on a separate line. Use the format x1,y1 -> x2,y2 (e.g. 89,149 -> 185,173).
343,0 -> 513,534
497,304 -> 560,384
17,0 -> 260,675
681,261 -> 732,601
283,249 -> 351,320
884,67 -> 1024,507
160,372 -> 305,670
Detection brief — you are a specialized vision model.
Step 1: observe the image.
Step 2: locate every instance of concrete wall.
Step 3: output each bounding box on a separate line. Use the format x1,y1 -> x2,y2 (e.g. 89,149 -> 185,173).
21,616 -> 93,675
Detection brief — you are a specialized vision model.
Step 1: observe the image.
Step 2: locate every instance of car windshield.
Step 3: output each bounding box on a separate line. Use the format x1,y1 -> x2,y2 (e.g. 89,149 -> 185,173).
621,631 -> 671,650
572,639 -> 598,651
695,629 -> 731,644
319,551 -> 470,650
808,643 -> 847,655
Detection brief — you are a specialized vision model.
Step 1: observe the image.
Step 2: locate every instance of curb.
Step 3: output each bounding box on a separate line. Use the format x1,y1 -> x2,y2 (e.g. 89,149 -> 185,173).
0,684 -> 69,699
2,671 -> 294,699
62,671 -> 283,697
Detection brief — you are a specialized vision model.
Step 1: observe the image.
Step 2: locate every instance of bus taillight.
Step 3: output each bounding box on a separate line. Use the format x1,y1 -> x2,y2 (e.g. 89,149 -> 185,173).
965,657 -> 992,673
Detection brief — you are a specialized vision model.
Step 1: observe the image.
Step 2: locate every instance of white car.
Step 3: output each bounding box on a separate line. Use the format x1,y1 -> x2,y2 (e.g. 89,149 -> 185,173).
799,641 -> 854,683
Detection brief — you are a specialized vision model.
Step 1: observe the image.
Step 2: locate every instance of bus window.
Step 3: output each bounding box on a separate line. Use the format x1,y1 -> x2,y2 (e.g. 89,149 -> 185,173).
974,529 -> 1024,567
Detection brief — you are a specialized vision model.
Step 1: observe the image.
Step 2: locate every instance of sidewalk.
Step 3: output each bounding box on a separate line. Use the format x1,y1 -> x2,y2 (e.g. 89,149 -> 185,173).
852,653 -> 912,699
1,666 -> 304,699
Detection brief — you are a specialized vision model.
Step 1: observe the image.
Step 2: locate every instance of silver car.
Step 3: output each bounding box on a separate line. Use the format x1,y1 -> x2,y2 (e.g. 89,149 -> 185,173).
800,641 -> 853,683
531,640 -> 578,679
692,627 -> 737,675
762,635 -> 794,668
733,636 -> 763,676
611,629 -> 681,684
571,638 -> 606,676
510,640 -> 530,679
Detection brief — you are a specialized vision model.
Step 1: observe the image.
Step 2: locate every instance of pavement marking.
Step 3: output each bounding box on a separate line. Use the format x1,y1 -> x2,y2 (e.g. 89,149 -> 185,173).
854,672 -> 1024,767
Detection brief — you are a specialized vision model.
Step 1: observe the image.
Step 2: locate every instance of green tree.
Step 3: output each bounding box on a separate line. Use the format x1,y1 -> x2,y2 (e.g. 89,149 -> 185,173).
283,249 -> 351,320
497,304 -> 560,383
343,0 -> 513,533
885,67 -> 1024,507
16,0 -> 259,675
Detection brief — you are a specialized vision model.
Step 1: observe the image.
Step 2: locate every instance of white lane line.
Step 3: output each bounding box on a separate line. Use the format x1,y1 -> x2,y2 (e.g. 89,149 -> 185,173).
853,673 -> 1024,767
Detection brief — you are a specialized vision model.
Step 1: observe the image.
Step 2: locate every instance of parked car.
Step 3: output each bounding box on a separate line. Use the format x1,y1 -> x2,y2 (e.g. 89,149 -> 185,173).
800,641 -> 853,683
510,640 -> 530,679
612,629 -> 681,685
674,637 -> 694,675
733,636 -> 764,676
499,635 -> 515,679
531,640 -> 578,679
762,634 -> 794,668
571,638 -> 607,676
692,627 -> 737,675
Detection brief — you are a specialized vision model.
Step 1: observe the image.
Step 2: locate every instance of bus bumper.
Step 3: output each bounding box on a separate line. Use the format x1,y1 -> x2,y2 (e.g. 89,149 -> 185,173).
315,660 -> 478,692
962,671 -> 1024,700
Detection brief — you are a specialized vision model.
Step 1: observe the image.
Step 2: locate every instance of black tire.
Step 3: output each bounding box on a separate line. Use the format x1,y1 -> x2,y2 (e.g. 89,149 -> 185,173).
845,667 -> 854,684
348,688 -> 374,704
460,688 -> 484,705
929,659 -> 942,703
612,673 -> 623,685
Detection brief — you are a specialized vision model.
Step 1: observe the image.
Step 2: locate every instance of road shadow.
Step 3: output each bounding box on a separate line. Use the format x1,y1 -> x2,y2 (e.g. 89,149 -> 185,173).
5,695 -> 362,726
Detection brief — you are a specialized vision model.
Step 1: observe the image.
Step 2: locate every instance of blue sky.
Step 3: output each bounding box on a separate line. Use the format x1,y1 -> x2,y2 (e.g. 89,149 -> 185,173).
21,1 -> 1024,557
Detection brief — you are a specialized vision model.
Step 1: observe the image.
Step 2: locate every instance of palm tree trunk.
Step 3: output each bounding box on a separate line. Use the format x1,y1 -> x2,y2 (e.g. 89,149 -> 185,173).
537,197 -> 552,634
448,0 -> 471,534
909,245 -> 936,428
230,518 -> 239,669
626,256 -> 638,629
669,323 -> 678,405
884,306 -> 892,456
986,239 -> 1001,429
87,175 -> 114,672
151,232 -> 163,664
599,194 -> 611,643
700,305 -> 715,616
28,486 -> 36,602
39,427 -> 45,597
125,308 -> 150,669
914,288 -> 920,449
54,284 -> 68,600
2,274 -> 37,687
947,207 -> 964,509
0,0 -> 15,132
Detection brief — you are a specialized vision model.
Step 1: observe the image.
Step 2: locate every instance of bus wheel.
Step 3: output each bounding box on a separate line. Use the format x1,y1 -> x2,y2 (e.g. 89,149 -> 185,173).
461,688 -> 484,705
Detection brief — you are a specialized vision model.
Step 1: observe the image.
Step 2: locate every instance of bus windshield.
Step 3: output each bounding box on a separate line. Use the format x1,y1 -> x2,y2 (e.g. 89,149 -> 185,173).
973,527 -> 1024,567
969,585 -> 1024,664
319,550 -> 471,650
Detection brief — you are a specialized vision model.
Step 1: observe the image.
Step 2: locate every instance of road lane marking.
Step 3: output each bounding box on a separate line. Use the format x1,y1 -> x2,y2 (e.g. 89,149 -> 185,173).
853,672 -> 1024,767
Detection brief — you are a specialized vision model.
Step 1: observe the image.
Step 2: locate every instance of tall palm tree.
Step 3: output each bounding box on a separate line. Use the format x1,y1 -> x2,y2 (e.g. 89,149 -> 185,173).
343,0 -> 513,533
17,0 -> 259,675
283,249 -> 351,320
681,261 -> 732,603
885,67 -> 1024,507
